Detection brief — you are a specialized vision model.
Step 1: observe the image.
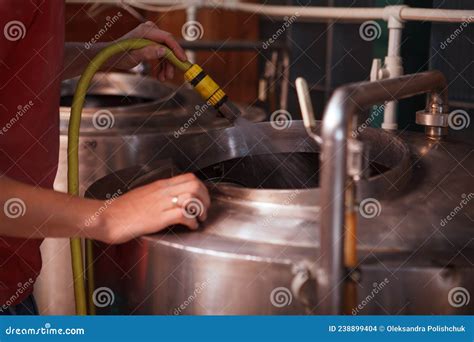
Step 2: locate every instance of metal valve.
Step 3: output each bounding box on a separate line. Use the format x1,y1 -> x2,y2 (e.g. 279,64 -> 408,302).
416,102 -> 449,140
370,58 -> 390,81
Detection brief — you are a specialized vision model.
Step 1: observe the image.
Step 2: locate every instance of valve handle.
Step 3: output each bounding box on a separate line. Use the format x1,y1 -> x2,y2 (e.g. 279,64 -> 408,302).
295,77 -> 322,145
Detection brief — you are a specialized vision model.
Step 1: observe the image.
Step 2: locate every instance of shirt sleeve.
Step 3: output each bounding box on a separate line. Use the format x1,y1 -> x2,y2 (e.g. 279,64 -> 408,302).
0,0 -> 37,62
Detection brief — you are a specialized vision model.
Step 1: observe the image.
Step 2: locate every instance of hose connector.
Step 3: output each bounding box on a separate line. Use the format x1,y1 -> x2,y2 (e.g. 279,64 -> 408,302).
184,64 -> 240,122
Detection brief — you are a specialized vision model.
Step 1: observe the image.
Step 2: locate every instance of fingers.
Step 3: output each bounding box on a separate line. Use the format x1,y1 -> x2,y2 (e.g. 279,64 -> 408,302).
159,192 -> 209,221
140,21 -> 187,61
122,22 -> 184,80
158,63 -> 166,82
162,180 -> 210,209
157,61 -> 174,82
129,45 -> 174,81
161,207 -> 199,230
157,178 -> 210,221
175,192 -> 208,221
145,173 -> 210,221
165,60 -> 174,79
131,45 -> 166,62
120,172 -> 210,239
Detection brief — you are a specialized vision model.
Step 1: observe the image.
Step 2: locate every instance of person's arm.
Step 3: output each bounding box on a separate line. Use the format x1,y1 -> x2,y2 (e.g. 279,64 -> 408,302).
0,173 -> 209,244
62,21 -> 187,81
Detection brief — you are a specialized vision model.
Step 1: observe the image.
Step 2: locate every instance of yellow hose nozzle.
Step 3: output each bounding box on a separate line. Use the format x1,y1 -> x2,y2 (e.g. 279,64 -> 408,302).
184,64 -> 240,121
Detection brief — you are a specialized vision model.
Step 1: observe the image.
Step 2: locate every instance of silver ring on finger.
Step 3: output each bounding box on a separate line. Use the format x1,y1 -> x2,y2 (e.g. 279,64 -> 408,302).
171,196 -> 179,206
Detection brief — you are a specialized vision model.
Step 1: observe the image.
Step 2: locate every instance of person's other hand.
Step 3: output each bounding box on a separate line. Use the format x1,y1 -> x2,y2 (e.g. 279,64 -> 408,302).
110,21 -> 187,81
98,173 -> 210,244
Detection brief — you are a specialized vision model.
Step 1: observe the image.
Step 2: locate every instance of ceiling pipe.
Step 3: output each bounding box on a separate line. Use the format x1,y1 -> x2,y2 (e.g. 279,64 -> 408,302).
66,1 -> 473,23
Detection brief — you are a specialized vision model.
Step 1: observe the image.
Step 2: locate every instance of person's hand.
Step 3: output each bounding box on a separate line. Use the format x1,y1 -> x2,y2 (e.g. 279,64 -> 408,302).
109,21 -> 187,81
98,173 -> 210,244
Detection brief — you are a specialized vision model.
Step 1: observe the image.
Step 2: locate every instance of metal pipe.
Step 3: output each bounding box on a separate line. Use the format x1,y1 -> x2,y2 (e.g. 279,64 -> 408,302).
318,70 -> 448,314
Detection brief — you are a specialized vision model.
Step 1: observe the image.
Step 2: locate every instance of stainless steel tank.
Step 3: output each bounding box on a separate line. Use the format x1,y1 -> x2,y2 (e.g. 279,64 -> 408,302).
34,72 -> 265,315
86,119 -> 474,315
55,72 -> 265,195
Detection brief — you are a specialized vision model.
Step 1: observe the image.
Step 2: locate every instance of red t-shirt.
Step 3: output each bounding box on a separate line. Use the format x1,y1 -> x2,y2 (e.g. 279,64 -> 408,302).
0,0 -> 64,307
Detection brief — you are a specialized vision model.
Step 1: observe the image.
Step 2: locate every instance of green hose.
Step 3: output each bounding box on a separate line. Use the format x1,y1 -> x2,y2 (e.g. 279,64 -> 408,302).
68,38 -> 191,315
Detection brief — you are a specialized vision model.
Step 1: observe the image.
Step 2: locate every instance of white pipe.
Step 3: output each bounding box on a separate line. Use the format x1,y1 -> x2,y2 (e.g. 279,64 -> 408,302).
387,26 -> 402,57
401,7 -> 473,23
123,0 -> 188,12
215,3 -> 473,23
185,5 -> 197,64
207,3 -> 385,21
381,11 -> 405,130
65,1 -> 473,23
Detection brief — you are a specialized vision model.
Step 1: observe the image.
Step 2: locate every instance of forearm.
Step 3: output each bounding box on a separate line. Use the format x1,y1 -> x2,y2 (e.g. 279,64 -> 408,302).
62,42 -> 110,80
0,176 -> 104,240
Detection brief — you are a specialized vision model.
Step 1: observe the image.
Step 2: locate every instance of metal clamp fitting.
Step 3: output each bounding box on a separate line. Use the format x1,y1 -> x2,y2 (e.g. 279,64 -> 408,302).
416,103 -> 449,140
347,139 -> 368,181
